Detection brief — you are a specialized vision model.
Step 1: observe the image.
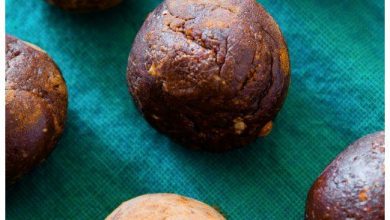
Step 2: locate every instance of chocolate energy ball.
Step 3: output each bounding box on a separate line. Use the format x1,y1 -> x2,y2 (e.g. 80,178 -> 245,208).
106,193 -> 225,220
305,131 -> 385,220
46,0 -> 122,12
6,35 -> 68,184
127,0 -> 290,152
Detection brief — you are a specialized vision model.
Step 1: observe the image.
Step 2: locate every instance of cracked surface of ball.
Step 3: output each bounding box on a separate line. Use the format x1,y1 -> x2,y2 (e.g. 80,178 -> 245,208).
6,35 -> 68,184
305,131 -> 385,220
127,0 -> 290,152
106,193 -> 225,220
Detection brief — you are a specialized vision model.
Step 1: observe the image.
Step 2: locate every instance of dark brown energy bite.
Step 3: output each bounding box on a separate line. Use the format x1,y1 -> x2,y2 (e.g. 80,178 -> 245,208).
6,35 -> 68,184
127,0 -> 290,152
305,131 -> 385,220
46,0 -> 122,12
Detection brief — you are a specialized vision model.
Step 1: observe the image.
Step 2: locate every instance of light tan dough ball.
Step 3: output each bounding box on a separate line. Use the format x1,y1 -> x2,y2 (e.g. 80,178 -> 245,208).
106,193 -> 226,220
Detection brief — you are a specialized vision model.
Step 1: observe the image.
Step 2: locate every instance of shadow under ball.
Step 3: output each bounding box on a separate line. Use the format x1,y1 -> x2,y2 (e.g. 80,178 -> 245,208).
127,0 -> 290,152
46,0 -> 122,12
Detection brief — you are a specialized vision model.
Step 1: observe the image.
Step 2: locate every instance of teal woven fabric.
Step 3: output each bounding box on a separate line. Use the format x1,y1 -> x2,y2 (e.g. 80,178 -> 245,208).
6,0 -> 384,219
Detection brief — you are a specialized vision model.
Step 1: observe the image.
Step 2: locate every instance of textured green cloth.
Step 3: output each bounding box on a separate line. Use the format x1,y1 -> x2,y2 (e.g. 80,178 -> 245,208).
6,0 -> 384,219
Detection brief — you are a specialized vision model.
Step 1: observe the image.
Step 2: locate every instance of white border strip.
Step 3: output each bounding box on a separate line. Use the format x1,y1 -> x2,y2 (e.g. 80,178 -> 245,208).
385,0 -> 389,218
1,0 -> 6,219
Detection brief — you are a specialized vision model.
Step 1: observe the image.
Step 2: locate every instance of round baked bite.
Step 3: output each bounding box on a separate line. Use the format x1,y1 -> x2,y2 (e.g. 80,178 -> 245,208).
46,0 -> 122,12
305,131 -> 385,219
106,193 -> 225,220
6,35 -> 68,184
127,0 -> 290,152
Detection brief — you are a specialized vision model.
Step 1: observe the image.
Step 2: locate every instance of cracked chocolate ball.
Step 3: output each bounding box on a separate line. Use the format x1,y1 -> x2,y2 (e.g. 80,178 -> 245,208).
127,0 -> 290,151
106,193 -> 225,220
6,35 -> 68,184
305,131 -> 385,220
46,0 -> 122,12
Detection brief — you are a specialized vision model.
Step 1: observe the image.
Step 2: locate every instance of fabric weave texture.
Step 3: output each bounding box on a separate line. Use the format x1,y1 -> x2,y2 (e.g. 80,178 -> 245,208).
6,0 -> 384,219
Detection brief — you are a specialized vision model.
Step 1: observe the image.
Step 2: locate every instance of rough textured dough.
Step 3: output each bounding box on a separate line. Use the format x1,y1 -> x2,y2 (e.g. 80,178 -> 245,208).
6,35 -> 68,184
106,193 -> 225,220
305,131 -> 385,220
127,0 -> 290,152
46,0 -> 122,12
